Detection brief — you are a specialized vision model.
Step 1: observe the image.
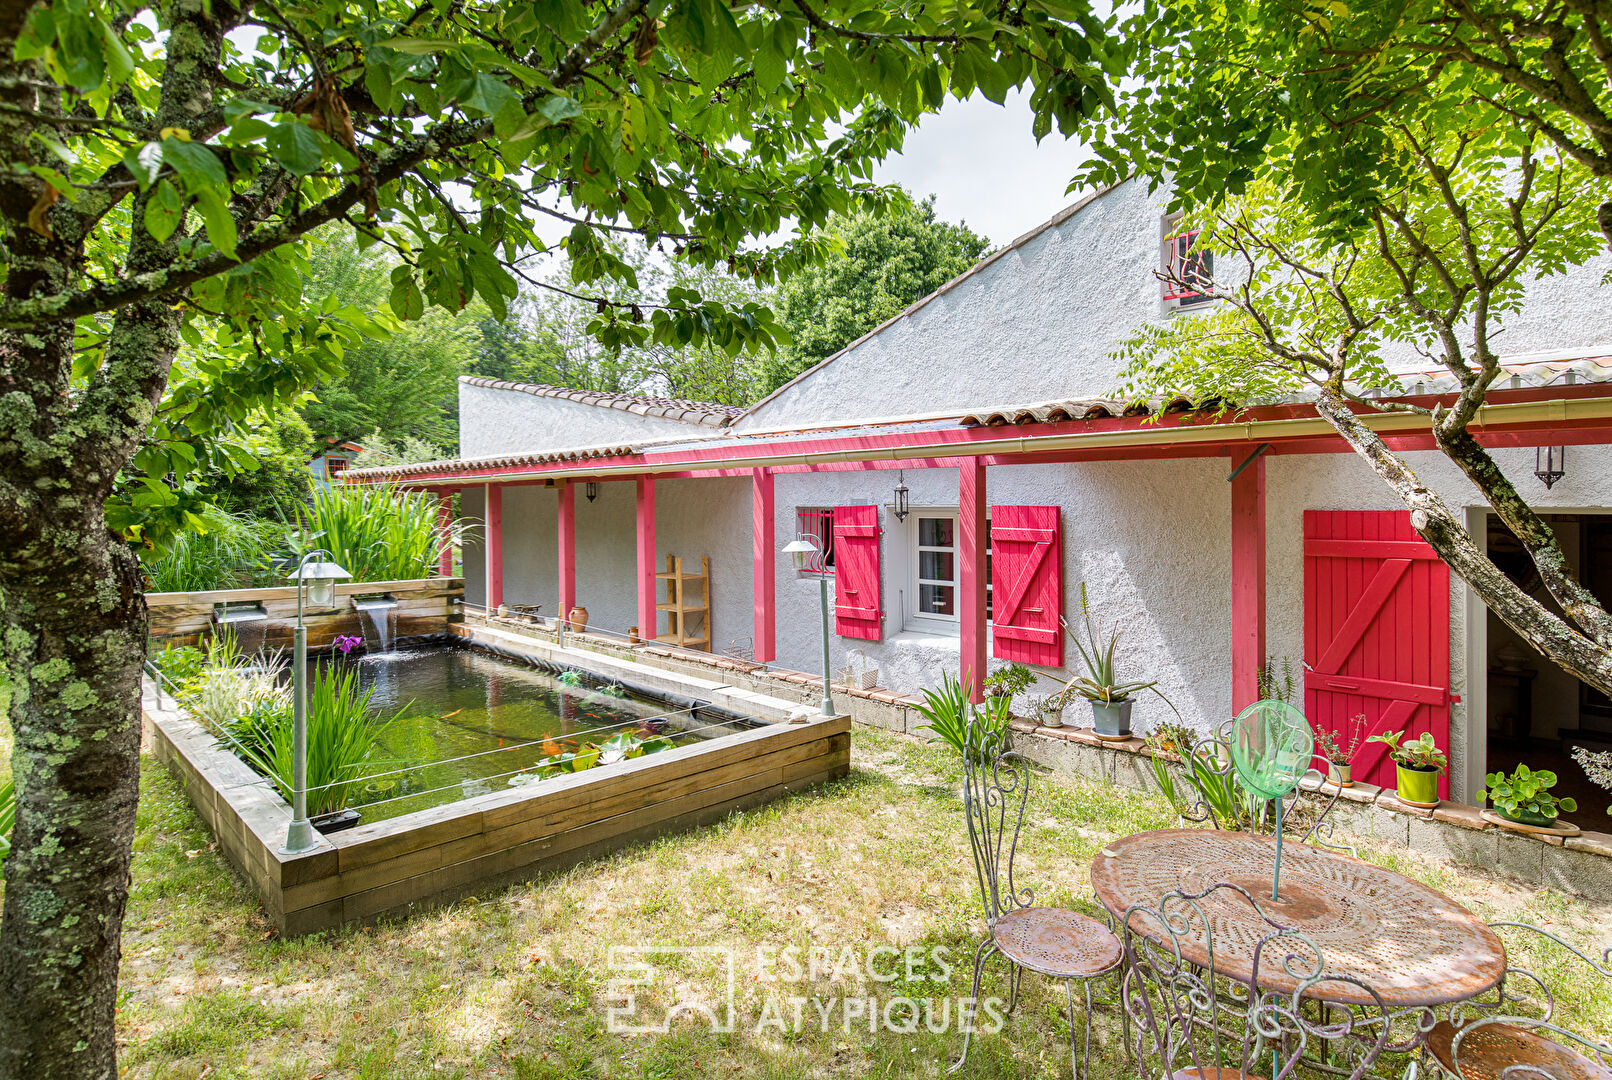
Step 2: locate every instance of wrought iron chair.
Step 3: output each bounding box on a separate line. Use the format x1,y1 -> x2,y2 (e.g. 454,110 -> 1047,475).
1116,882 -> 1400,1080
1428,922 -> 1612,1080
952,710 -> 1124,1078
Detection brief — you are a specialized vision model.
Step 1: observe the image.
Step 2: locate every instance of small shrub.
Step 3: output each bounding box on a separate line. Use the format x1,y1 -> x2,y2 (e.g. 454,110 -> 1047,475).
237,665 -> 411,816
1480,764 -> 1577,821
913,672 -> 1009,759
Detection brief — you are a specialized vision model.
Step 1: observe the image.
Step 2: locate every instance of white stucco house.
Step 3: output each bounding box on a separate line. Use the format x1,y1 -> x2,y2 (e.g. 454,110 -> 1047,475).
346,178 -> 1612,815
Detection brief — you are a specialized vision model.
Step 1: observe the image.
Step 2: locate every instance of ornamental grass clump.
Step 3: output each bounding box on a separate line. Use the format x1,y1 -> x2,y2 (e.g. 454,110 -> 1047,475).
296,482 -> 461,583
237,666 -> 410,816
143,505 -> 289,593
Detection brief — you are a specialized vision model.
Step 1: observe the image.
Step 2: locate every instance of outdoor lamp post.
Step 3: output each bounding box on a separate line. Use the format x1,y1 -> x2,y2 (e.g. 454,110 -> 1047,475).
783,536 -> 836,718
282,550 -> 351,854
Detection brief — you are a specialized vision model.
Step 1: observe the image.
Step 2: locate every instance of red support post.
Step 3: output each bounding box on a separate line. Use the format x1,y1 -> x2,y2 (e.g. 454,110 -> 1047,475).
436,490 -> 455,577
486,482 -> 504,612
959,458 -> 988,703
752,468 -> 776,662
636,477 -> 656,641
557,480 -> 575,626
1231,450 -> 1267,711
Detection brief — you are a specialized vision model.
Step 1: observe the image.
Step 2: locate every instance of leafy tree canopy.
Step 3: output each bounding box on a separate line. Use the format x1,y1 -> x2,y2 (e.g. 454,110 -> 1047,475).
1081,1 -> 1612,245
0,1 -> 1125,1073
761,194 -> 991,390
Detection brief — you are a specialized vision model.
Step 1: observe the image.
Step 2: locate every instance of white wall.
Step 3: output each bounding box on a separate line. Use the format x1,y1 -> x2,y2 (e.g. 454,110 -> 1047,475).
458,381 -> 715,459
735,178 -> 1612,436
770,458 -> 1232,737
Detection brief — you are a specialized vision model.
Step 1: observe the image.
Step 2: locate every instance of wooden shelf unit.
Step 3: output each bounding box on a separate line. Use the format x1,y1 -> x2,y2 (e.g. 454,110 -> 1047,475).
654,554 -> 710,650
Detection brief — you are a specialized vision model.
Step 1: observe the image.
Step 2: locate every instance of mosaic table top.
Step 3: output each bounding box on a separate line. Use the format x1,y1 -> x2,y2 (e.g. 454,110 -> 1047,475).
1090,829 -> 1506,1008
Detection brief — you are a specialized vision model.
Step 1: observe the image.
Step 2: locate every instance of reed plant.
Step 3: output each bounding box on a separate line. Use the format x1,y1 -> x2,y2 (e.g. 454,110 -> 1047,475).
143,505 -> 289,593
0,778 -> 14,875
237,665 -> 409,815
295,483 -> 460,583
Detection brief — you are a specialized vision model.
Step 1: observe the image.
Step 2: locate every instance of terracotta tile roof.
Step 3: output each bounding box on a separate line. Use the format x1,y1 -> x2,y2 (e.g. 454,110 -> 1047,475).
460,376 -> 744,427
342,443 -> 636,482
959,351 -> 1612,427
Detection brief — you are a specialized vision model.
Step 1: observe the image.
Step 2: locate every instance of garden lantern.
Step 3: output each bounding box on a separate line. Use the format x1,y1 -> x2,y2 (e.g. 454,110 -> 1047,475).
783,537 -> 835,718
1535,445 -> 1566,489
892,470 -> 910,522
282,550 -> 350,854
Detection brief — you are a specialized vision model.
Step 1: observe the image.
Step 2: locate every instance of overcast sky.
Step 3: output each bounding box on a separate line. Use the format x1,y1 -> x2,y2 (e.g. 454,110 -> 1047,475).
873,89 -> 1097,247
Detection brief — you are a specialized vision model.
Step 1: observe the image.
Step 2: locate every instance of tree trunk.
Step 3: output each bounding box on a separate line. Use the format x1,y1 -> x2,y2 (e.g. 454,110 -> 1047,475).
1311,385 -> 1612,696
0,523 -> 146,1080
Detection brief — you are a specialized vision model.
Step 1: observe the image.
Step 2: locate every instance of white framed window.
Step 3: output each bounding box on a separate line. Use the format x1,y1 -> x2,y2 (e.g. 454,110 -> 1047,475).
794,507 -> 835,576
904,511 -> 992,632
1161,212 -> 1214,311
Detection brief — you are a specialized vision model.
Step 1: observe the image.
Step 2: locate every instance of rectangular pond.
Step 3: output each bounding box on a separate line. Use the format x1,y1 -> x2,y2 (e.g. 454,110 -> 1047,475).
146,625 -> 850,935
332,644 -> 752,823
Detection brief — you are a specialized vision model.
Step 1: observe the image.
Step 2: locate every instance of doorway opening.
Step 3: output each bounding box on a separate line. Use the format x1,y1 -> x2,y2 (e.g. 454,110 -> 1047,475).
1485,513 -> 1612,829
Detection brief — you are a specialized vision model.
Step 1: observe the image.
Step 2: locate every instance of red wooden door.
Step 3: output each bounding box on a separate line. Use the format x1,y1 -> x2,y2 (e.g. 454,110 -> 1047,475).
1304,510 -> 1451,797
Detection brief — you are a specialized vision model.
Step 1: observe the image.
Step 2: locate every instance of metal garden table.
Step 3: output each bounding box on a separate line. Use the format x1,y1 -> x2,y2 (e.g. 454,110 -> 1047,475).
1089,829 -> 1507,1009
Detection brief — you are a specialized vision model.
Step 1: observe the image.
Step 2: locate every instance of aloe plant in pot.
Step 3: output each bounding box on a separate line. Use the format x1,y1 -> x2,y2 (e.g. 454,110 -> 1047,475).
1055,584 -> 1174,739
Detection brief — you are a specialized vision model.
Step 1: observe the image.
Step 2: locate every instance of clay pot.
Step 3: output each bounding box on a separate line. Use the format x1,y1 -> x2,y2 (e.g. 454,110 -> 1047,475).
568,605 -> 589,633
627,625 -> 640,644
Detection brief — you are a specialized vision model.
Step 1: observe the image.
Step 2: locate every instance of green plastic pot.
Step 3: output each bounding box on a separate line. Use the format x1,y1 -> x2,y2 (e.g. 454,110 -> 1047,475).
1395,764 -> 1440,806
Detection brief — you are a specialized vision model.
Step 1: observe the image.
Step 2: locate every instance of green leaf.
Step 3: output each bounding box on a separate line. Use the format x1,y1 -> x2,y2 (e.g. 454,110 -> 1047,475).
266,122 -> 323,176
143,180 -> 184,242
163,139 -> 227,194
388,277 -> 425,321
376,37 -> 461,55
192,189 -> 238,259
535,95 -> 583,124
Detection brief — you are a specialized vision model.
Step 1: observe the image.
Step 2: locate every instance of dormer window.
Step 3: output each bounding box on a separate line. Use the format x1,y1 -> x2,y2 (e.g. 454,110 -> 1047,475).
1161,213 -> 1214,310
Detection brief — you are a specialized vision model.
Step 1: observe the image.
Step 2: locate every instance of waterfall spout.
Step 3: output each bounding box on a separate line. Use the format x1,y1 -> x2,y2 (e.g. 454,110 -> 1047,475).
214,603 -> 270,654
351,595 -> 400,655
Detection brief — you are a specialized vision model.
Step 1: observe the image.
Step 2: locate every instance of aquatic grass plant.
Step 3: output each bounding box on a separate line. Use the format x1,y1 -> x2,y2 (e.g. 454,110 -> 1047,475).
295,482 -> 462,584
143,505 -> 289,593
237,665 -> 411,816
0,778 -> 14,875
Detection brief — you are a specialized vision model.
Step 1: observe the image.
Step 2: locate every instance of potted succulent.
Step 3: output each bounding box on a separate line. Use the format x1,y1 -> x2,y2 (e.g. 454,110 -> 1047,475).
1366,729 -> 1447,807
1312,714 -> 1365,786
1057,584 -> 1172,739
1479,764 -> 1577,828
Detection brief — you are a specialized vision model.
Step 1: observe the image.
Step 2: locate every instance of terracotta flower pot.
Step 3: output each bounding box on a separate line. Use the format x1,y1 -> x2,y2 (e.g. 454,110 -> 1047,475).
1395,764 -> 1440,806
568,605 -> 589,633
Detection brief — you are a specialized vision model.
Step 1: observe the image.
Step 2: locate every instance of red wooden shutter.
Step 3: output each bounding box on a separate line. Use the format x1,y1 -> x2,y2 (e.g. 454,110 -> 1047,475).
833,505 -> 882,640
1304,510 -> 1451,797
990,505 -> 1063,667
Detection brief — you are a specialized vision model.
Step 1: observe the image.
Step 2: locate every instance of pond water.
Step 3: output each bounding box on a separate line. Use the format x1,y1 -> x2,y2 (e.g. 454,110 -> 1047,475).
315,645 -> 736,824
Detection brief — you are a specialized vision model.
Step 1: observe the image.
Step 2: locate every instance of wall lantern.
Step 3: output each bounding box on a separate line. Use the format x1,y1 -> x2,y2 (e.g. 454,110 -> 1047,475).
1535,446 -> 1566,489
585,482 -> 600,502
892,469 -> 910,522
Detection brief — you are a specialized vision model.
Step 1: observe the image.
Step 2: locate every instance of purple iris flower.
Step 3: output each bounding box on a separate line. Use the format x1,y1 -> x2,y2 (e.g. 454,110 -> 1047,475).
334,634 -> 363,655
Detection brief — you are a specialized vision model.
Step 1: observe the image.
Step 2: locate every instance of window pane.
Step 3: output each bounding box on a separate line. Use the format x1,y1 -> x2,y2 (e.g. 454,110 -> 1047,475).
919,550 -> 954,582
919,517 -> 954,547
920,583 -> 955,615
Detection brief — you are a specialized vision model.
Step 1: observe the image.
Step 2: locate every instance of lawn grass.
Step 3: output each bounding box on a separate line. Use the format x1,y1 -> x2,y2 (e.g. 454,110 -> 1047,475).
91,726 -> 1612,1078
